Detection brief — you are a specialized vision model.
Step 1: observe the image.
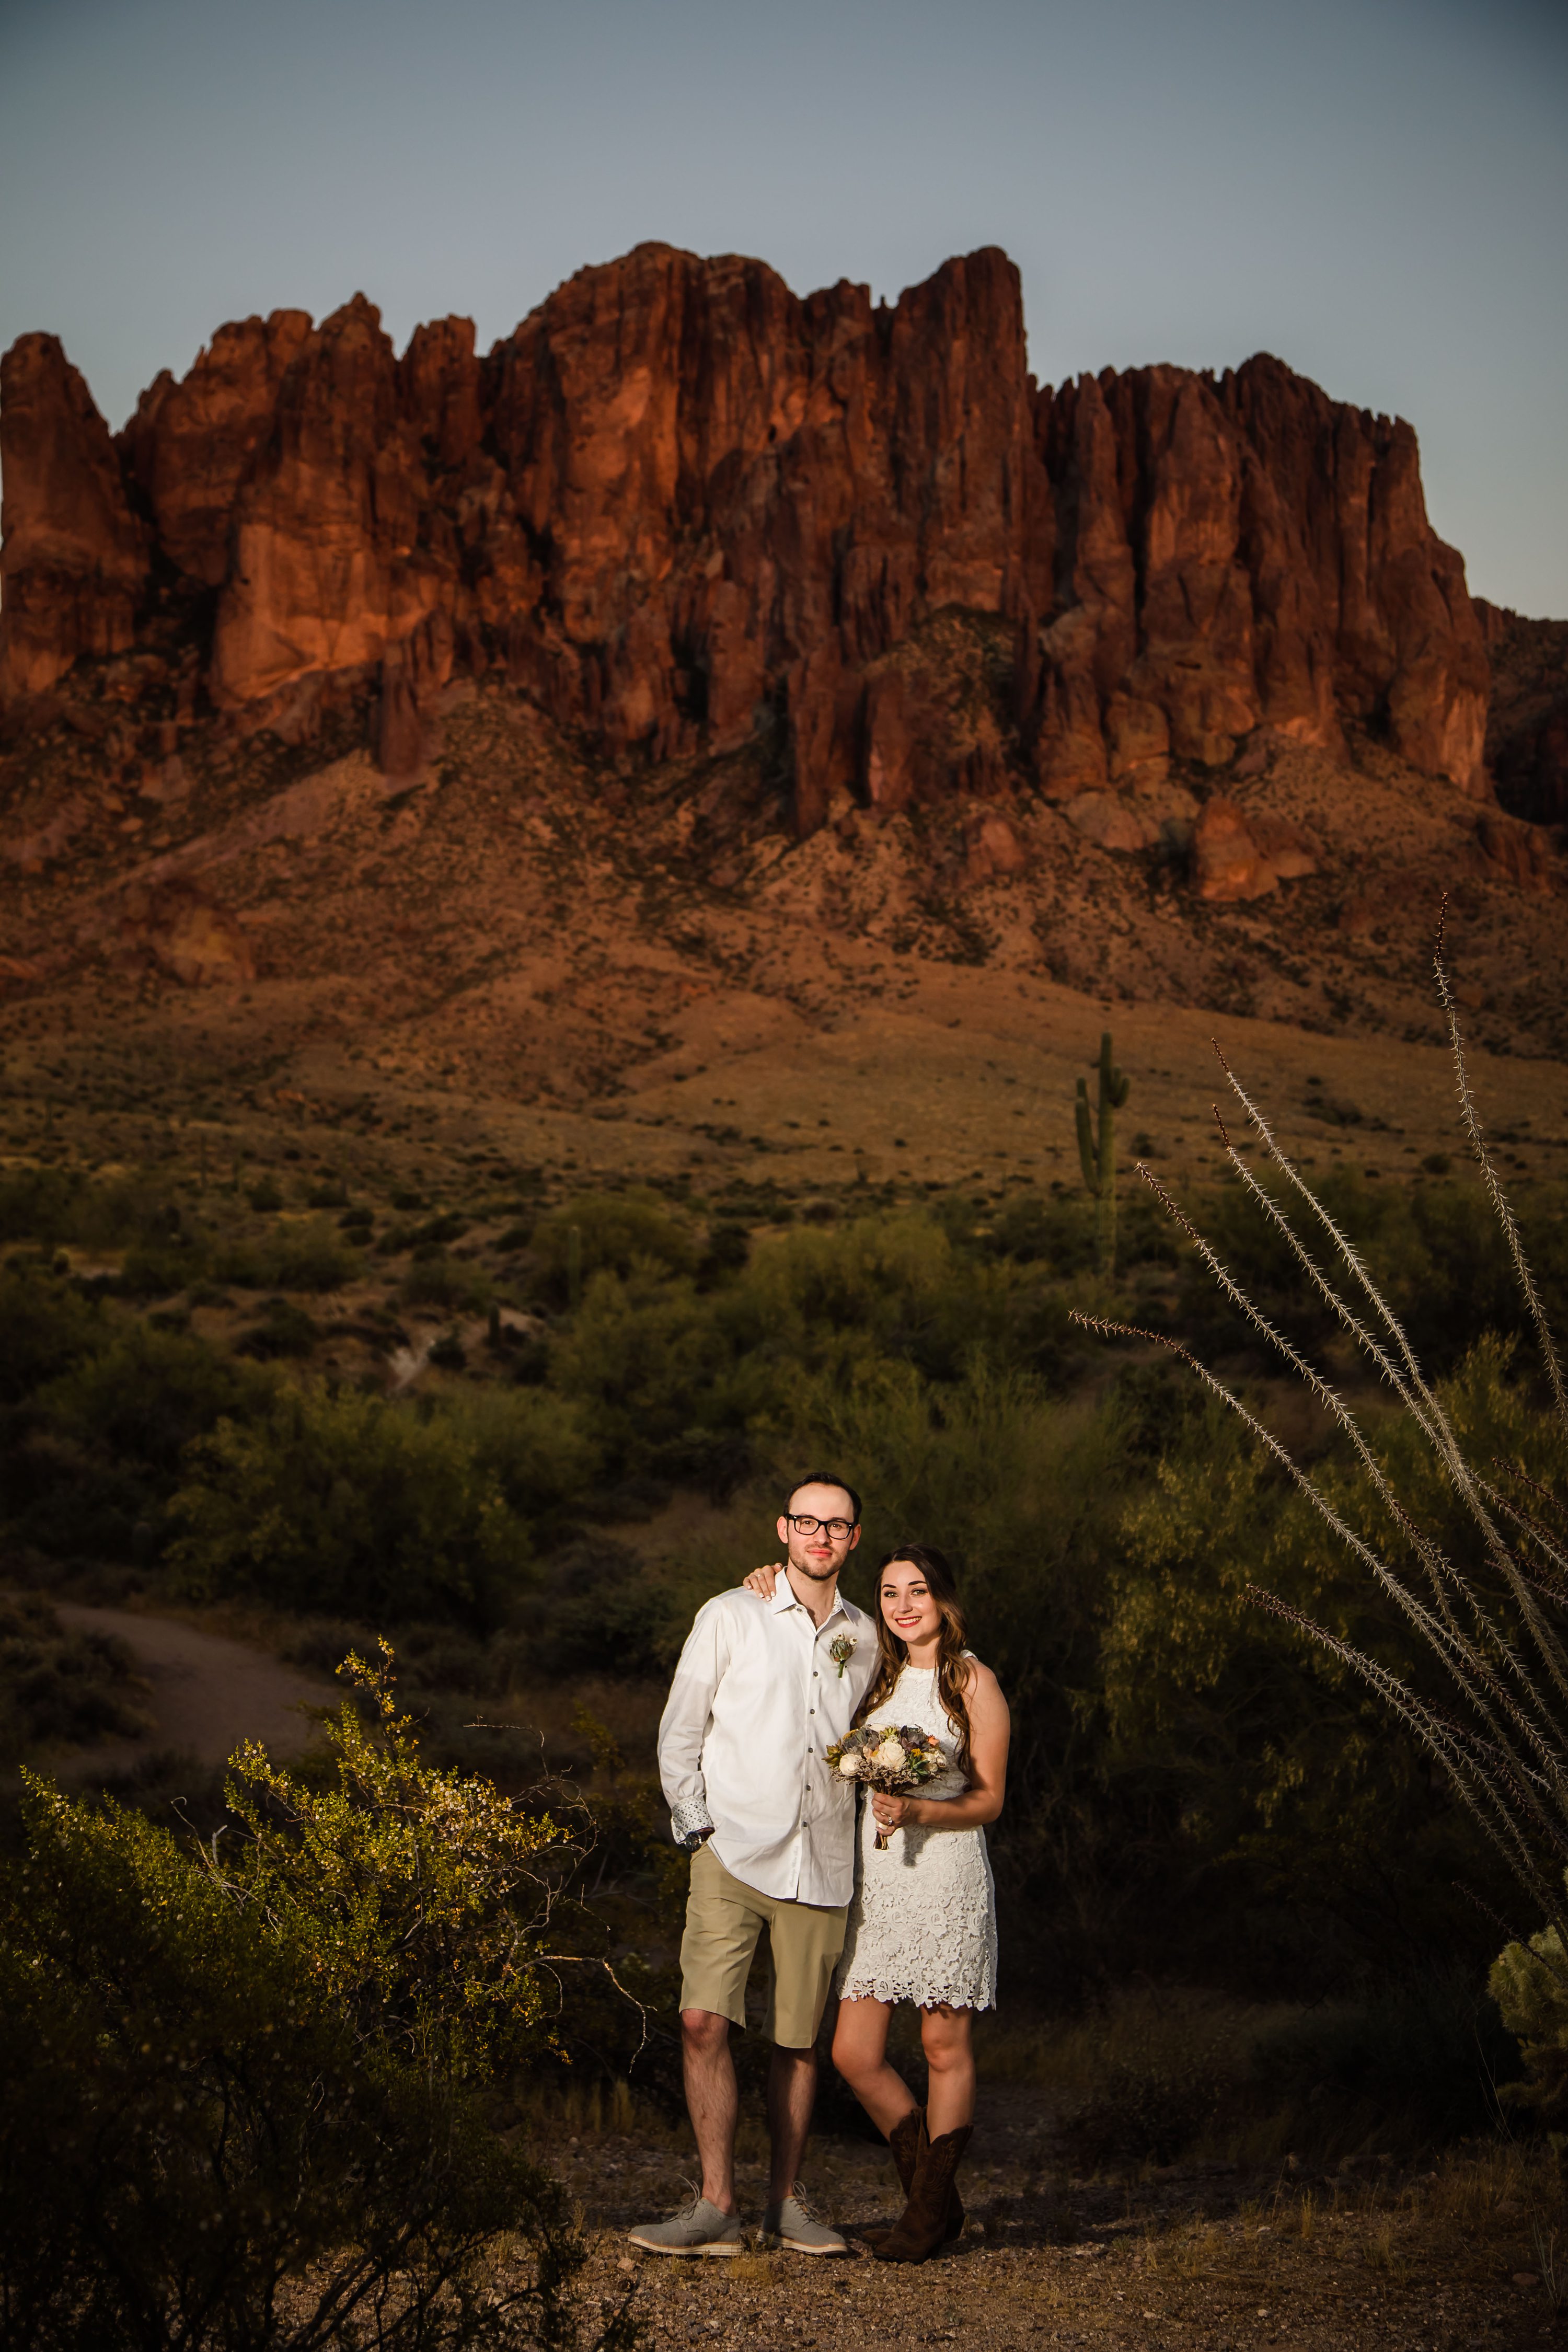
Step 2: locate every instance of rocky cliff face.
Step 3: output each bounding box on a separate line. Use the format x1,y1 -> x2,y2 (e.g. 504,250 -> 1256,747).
0,336 -> 149,700
1475,599 -> 1568,827
1019,357 -> 1489,797
0,243 -> 1492,824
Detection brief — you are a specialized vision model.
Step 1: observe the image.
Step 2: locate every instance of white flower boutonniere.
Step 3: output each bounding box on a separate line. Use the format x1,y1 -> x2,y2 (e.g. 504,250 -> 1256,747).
828,1633 -> 857,1679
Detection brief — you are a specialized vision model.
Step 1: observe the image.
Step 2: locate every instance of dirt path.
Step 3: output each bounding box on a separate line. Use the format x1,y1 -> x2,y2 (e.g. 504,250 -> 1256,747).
53,1605 -> 331,1782
555,2093 -> 1553,2349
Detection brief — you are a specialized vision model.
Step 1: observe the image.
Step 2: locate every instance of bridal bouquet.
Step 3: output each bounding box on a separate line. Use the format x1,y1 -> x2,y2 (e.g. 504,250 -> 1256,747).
825,1724 -> 945,1849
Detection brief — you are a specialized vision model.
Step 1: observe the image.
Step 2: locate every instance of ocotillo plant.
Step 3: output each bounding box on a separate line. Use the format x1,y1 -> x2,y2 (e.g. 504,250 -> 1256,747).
1076,1031 -> 1131,1279
1073,905 -> 1568,1976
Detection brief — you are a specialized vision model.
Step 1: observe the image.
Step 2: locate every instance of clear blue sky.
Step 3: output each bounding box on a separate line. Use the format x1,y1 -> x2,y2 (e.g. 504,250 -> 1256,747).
3,0 -> 1565,614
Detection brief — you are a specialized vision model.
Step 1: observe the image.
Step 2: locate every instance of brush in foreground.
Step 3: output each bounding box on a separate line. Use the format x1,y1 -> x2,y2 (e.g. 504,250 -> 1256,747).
1072,900 -> 1568,1972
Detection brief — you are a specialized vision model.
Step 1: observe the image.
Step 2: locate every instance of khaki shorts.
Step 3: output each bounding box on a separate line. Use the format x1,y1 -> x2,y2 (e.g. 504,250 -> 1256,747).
679,1843 -> 847,2049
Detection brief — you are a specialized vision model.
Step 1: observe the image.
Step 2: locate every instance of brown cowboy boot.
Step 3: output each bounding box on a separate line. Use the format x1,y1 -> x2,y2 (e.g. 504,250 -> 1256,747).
861,2108 -> 926,2251
874,2122 -> 973,2263
942,2120 -> 965,2244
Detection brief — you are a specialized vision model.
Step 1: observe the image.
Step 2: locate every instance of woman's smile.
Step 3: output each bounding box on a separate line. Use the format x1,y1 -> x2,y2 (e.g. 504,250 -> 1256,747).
879,1563 -> 943,1659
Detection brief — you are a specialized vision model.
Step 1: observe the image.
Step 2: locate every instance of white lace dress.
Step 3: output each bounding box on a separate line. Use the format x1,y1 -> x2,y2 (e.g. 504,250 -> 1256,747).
835,1661 -> 998,2011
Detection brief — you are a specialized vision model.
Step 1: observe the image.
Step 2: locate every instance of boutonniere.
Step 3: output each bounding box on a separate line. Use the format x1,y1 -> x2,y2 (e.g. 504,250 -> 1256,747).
829,1634 -> 857,1680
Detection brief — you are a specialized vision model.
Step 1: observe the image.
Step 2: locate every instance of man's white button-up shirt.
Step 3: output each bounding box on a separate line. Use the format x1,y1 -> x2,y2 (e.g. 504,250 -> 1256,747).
658,1574 -> 877,1908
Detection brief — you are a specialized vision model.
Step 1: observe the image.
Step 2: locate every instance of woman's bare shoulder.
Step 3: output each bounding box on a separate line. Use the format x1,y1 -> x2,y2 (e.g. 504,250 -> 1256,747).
959,1653 -> 1005,1704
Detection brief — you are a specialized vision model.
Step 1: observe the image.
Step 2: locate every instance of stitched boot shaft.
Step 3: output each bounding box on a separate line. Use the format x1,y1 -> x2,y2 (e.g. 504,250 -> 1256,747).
874,2122 -> 972,2263
862,2108 -> 926,2251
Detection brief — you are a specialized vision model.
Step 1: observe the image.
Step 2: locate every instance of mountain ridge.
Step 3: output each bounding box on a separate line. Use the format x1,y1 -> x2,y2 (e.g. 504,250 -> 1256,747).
0,243 -> 1563,1177
1,243 -> 1494,821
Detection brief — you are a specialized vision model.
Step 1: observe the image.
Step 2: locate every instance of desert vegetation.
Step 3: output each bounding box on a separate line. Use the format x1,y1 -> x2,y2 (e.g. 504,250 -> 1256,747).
3,1078 -> 1567,2342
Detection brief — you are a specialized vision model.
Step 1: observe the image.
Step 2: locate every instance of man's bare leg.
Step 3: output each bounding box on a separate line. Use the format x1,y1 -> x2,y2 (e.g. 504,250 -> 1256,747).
766,2044 -> 817,2204
681,2008 -> 739,2212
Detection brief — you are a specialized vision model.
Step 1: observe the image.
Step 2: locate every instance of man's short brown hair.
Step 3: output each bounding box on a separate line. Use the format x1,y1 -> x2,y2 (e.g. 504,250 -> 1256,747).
782,1472 -> 862,1526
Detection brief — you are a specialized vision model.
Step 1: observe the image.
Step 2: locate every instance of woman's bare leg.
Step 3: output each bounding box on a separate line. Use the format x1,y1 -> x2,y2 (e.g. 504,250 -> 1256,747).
919,2003 -> 976,2137
832,1996 -> 918,2137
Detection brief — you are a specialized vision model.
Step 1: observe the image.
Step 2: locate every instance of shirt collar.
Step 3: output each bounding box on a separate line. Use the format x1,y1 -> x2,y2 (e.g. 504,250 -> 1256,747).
771,1571 -> 848,1629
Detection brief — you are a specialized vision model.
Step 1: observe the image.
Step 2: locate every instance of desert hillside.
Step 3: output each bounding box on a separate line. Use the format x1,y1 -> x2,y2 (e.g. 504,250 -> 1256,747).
1,240 -> 1564,1156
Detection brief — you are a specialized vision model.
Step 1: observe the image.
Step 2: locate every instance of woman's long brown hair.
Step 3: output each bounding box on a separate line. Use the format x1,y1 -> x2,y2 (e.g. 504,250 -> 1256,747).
852,1543 -> 973,1768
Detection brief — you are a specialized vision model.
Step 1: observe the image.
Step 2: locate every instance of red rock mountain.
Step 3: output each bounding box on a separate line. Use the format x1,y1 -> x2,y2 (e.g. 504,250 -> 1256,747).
0,243 -> 1491,829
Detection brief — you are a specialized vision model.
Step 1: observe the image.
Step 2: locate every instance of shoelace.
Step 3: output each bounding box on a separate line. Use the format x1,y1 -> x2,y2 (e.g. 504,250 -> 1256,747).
670,2177 -> 706,2225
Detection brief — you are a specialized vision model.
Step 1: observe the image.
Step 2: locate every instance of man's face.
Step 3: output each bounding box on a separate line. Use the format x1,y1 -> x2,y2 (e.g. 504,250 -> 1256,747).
776,1483 -> 861,1582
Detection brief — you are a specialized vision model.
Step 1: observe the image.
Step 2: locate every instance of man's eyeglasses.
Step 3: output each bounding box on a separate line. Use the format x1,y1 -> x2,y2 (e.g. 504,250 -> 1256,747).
787,1514 -> 857,1541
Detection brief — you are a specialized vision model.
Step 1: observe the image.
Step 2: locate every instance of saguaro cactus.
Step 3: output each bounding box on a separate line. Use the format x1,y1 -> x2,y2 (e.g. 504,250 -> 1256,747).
1076,1031 -> 1131,1279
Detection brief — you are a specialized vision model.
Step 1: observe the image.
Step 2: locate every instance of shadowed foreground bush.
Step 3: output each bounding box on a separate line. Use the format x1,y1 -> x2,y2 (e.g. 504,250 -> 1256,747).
0,1655 -> 639,2352
0,1592 -> 150,1762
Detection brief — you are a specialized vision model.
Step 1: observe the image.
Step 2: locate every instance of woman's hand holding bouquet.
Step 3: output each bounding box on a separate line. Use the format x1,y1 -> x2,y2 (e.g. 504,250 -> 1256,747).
825,1723 -> 944,1849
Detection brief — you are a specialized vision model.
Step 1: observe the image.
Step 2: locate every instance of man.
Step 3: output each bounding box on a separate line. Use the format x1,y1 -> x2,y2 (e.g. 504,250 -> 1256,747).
629,1475 -> 876,2257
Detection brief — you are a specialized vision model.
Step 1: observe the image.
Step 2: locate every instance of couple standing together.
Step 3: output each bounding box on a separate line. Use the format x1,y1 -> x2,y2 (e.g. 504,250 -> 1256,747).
630,1474 -> 1010,2264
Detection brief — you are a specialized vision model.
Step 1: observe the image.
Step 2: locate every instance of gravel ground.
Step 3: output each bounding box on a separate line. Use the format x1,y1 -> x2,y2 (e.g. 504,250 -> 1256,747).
547,2089 -> 1559,2351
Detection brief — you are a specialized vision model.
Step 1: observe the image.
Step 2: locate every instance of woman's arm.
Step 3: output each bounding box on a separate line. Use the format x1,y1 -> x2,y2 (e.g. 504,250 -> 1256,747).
870,1662 -> 1010,1832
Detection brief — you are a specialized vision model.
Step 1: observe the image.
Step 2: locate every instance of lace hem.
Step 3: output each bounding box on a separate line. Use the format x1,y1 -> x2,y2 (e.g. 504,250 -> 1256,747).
837,1969 -> 995,2011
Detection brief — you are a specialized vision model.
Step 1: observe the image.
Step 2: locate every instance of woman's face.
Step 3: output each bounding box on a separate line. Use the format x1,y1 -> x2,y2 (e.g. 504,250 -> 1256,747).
880,1559 -> 942,1648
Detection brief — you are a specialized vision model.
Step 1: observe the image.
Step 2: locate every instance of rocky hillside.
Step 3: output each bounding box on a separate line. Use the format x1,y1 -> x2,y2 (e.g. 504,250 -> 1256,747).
0,243 -> 1563,1138
2,243 -> 1495,815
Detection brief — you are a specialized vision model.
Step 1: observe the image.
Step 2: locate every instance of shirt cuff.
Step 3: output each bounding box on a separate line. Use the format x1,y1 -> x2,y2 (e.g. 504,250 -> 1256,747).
670,1796 -> 714,1849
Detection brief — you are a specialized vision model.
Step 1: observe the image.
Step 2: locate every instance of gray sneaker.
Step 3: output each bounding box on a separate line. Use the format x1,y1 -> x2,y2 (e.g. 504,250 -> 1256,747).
762,2190 -> 848,2255
627,2195 -> 745,2256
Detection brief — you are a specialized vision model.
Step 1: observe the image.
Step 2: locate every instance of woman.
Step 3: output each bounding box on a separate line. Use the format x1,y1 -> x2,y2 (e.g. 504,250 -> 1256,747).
743,1544 -> 1009,2262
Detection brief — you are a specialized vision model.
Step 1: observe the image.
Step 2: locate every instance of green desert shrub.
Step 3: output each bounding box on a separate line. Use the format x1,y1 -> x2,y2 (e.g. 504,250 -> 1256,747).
166,1386 -> 534,1624
732,1208 -> 1044,1386
440,1386 -> 602,1526
0,1166 -> 91,1246
532,1189 -> 696,1304
0,1593 -> 151,1763
1182,1168 -> 1568,1376
2,1321 -> 272,1573
1491,1905 -> 1568,2131
0,1166 -> 194,1254
0,1263 -> 106,1403
0,1659 -> 633,2352
116,1230 -> 209,1299
215,1217 -> 361,1293
551,1267 -> 726,1466
233,1298 -> 319,1359
1092,1336 -> 1557,1986
39,1322 -> 273,1480
508,1540 -> 677,1680
402,1252 -> 493,1314
1,1428 -> 151,1569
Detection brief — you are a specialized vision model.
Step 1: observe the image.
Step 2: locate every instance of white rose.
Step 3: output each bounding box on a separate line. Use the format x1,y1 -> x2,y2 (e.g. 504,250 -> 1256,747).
837,1753 -> 861,1778
872,1737 -> 906,1772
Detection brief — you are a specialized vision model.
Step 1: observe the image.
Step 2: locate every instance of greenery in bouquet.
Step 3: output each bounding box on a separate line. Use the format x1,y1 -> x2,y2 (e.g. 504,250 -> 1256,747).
825,1722 -> 946,1848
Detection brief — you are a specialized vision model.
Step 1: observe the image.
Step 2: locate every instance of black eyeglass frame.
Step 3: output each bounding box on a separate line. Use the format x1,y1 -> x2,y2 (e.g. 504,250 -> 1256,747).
785,1513 -> 859,1540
